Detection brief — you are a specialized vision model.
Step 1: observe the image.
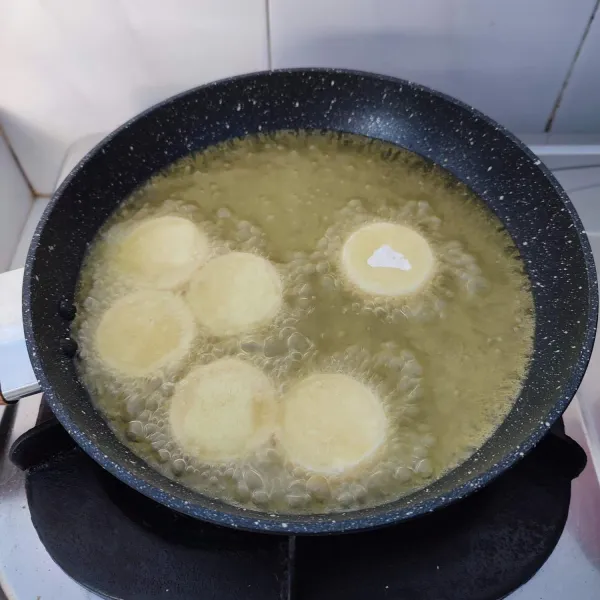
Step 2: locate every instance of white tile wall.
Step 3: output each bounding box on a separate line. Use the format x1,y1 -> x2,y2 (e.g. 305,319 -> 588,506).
2,0 -> 600,199
268,0 -> 597,134
9,197 -> 50,270
553,6 -> 600,133
0,0 -> 269,195
0,134 -> 33,272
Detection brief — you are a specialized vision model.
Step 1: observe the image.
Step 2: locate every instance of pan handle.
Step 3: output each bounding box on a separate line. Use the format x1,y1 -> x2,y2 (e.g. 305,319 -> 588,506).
0,267 -> 42,406
0,380 -> 42,406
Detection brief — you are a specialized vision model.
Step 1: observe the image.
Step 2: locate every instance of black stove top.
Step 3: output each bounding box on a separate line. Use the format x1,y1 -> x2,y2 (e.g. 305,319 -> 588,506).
10,405 -> 586,600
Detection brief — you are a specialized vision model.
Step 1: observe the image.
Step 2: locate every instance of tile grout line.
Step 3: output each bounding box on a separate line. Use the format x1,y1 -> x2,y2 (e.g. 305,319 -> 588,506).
545,0 -> 600,132
265,0 -> 273,70
9,197 -> 51,271
0,127 -> 40,198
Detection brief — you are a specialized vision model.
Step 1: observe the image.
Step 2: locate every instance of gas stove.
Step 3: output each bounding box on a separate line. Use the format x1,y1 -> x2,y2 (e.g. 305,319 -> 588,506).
4,402 -> 591,600
1,136 -> 599,600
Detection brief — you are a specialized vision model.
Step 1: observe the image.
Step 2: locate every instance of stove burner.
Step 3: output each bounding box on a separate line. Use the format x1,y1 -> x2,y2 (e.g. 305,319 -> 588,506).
10,416 -> 586,600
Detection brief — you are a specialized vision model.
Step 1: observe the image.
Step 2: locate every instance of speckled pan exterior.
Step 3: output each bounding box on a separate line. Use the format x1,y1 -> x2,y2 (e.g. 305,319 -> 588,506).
22,69 -> 598,534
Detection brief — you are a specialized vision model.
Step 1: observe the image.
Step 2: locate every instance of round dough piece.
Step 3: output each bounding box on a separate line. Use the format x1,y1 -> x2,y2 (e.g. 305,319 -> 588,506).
186,252 -> 283,337
169,357 -> 277,462
94,290 -> 196,378
112,216 -> 210,290
280,373 -> 388,474
341,222 -> 435,297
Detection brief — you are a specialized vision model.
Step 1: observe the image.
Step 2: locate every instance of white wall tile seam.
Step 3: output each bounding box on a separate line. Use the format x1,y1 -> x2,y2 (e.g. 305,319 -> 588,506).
0,129 -> 35,198
0,132 -> 33,271
546,0 -> 600,132
265,0 -> 273,70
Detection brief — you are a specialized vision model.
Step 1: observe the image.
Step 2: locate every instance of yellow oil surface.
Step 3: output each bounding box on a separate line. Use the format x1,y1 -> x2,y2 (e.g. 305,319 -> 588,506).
73,131 -> 534,514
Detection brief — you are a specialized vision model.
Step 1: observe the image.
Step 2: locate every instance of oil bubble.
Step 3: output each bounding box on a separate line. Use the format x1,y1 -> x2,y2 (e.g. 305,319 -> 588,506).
337,491 -> 354,507
306,475 -> 331,501
244,469 -> 264,490
252,490 -> 270,505
171,458 -> 186,476
126,421 -> 144,441
394,466 -> 412,483
73,131 -> 534,517
286,493 -> 310,509
414,459 -> 433,477
236,481 -> 251,502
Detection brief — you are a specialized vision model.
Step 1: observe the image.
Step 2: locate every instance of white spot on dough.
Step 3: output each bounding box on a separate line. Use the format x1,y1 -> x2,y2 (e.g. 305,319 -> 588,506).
367,245 -> 412,270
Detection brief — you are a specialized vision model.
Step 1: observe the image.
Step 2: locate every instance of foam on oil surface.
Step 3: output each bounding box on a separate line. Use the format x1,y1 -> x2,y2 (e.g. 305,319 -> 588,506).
73,131 -> 534,514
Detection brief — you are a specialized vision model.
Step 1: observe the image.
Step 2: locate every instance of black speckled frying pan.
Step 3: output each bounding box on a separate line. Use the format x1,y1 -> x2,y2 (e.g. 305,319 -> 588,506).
21,69 -> 598,534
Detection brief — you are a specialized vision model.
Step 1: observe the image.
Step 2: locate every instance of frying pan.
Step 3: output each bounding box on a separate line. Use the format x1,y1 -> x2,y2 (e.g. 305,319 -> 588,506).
20,69 -> 598,534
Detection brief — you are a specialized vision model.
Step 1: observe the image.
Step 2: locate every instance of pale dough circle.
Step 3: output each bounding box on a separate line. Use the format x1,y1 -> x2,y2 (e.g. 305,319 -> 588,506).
341,222 -> 435,297
168,357 -> 277,463
186,252 -> 283,336
280,373 -> 388,474
94,290 -> 196,378
112,216 -> 210,290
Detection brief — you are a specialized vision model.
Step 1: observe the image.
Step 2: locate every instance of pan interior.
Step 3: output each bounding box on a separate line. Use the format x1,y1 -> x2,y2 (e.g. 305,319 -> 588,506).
71,130 -> 533,515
